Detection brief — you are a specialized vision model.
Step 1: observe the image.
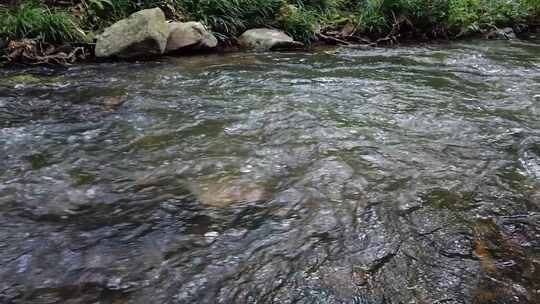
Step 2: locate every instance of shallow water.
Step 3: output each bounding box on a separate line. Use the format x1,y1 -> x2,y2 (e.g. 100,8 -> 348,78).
1,39 -> 540,303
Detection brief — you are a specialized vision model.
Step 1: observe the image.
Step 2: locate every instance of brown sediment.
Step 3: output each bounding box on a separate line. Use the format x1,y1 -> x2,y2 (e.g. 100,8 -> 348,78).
472,288 -> 499,303
473,218 -> 499,274
471,216 -> 540,303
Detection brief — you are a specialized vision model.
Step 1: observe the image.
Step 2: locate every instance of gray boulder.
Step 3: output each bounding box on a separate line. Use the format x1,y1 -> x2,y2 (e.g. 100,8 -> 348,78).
238,28 -> 303,51
95,8 -> 169,58
166,22 -> 218,53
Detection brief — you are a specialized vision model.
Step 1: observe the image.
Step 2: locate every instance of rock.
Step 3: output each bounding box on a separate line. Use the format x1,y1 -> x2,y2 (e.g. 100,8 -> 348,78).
485,27 -> 516,40
103,95 -> 128,111
166,22 -> 218,53
95,8 -> 169,58
190,177 -> 271,207
0,38 -> 7,50
238,28 -> 304,51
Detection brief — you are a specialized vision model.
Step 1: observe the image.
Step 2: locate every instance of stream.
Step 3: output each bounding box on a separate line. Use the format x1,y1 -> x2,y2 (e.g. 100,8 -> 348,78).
1,39 -> 540,303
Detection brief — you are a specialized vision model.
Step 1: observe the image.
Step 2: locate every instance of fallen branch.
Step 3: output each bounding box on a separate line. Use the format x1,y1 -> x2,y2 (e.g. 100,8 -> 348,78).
317,33 -> 351,45
348,35 -> 375,45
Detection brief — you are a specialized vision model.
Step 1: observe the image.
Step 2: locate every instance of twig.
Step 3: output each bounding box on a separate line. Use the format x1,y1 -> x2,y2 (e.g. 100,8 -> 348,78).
317,33 -> 351,45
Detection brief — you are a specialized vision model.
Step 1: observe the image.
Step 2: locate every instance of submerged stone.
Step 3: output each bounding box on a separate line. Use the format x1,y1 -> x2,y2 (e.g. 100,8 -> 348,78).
238,28 -> 304,51
190,177 -> 271,207
95,8 -> 169,58
166,22 -> 218,53
103,95 -> 128,111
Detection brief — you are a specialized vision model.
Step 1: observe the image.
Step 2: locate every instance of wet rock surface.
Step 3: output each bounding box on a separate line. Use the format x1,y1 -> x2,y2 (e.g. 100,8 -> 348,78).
1,40 -> 540,303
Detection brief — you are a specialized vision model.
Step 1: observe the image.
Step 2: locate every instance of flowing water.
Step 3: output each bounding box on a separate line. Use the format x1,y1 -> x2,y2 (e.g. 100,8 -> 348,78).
1,39 -> 540,304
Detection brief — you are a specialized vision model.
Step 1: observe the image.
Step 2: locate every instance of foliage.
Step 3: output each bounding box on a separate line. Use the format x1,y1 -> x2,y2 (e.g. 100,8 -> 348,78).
77,0 -> 182,30
353,0 -> 390,33
78,0 -> 283,40
447,0 -> 481,34
80,0 -> 158,29
2,0 -> 540,47
277,4 -> 319,43
0,1 -> 87,43
525,0 -> 540,15
348,0 -> 537,37
447,0 -> 531,35
292,0 -> 341,12
176,0 -> 282,39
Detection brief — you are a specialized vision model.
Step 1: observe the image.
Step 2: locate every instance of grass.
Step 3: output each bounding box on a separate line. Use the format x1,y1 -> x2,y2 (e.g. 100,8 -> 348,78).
1,0 -> 540,48
176,0 -> 283,40
277,4 -> 319,43
447,0 -> 531,35
349,0 -> 537,38
0,1 -> 87,44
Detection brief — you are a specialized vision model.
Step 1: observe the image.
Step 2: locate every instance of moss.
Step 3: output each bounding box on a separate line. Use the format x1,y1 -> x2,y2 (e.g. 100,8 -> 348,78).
422,188 -> 477,210
69,169 -> 97,186
25,152 -> 51,170
7,74 -> 41,85
531,143 -> 540,156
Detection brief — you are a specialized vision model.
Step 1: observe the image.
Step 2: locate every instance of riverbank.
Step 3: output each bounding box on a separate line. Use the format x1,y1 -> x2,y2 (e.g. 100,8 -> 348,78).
1,0 -> 540,65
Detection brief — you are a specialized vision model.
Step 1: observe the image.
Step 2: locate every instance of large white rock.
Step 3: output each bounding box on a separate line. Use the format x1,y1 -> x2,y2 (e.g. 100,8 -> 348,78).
166,22 -> 218,53
238,28 -> 303,51
95,8 -> 169,58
